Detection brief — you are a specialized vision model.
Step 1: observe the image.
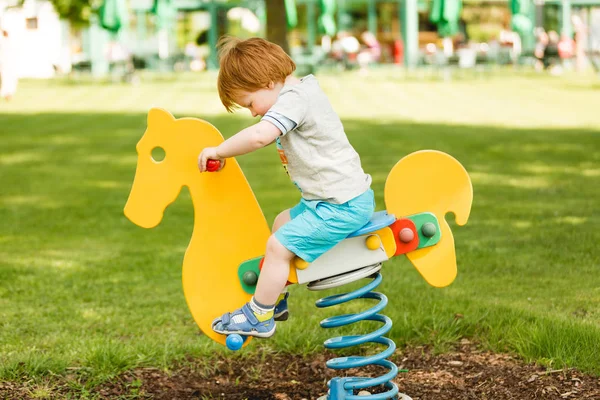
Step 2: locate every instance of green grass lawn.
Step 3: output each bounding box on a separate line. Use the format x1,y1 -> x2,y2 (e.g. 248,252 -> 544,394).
1,71 -> 599,392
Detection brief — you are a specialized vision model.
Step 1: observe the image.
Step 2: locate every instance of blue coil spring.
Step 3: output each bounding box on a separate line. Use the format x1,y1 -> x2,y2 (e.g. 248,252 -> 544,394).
316,271 -> 399,400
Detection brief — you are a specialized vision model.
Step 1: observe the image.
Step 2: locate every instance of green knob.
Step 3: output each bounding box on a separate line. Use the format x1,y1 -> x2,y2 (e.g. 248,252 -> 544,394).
242,271 -> 258,286
421,222 -> 437,238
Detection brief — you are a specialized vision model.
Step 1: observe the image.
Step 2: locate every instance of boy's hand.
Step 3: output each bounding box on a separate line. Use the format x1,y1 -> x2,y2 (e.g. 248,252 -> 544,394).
198,147 -> 225,172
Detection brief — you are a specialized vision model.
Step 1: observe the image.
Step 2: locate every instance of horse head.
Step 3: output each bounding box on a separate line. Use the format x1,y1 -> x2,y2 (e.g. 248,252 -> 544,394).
124,108 -> 223,228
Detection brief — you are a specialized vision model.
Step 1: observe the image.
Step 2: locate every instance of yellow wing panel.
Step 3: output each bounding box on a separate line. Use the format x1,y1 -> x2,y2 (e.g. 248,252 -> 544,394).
384,150 -> 473,287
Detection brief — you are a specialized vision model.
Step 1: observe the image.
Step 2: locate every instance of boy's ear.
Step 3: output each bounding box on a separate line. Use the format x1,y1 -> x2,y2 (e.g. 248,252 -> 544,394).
267,81 -> 274,89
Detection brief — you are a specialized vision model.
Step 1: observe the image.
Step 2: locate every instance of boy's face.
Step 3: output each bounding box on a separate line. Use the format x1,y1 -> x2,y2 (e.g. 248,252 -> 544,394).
236,83 -> 280,118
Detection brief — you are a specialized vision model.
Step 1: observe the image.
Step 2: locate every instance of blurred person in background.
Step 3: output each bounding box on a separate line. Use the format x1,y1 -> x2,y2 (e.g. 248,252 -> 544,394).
357,31 -> 381,74
0,29 -> 19,101
499,24 -> 521,64
543,31 -> 561,72
185,41 -> 206,72
331,31 -> 360,70
571,15 -> 588,72
534,29 -> 549,71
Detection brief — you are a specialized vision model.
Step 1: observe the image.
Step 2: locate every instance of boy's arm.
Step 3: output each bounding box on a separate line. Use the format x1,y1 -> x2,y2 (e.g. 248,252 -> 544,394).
216,120 -> 281,158
198,120 -> 281,172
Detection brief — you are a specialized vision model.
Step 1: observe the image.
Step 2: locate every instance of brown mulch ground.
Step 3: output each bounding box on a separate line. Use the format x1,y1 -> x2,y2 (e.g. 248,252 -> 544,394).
2,341 -> 599,399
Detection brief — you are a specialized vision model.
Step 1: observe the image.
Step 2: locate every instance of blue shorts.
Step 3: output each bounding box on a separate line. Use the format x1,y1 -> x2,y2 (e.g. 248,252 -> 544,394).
275,189 -> 375,263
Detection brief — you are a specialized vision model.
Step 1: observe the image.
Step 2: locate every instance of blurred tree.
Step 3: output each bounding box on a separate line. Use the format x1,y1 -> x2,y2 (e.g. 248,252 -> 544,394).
48,0 -> 95,28
265,0 -> 289,53
47,0 -> 293,50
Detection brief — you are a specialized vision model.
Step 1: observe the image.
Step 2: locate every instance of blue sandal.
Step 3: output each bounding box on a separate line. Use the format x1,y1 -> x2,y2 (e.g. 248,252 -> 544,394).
274,292 -> 289,321
212,303 -> 276,338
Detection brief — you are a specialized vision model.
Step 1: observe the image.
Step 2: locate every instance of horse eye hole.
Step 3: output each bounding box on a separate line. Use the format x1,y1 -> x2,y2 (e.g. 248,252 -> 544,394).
151,147 -> 166,162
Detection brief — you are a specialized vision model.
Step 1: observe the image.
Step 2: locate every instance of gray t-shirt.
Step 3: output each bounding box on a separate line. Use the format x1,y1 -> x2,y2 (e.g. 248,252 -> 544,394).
262,75 -> 372,204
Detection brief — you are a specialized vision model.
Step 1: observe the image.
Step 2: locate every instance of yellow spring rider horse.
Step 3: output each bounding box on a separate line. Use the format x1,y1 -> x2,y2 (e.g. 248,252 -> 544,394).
124,108 -> 473,399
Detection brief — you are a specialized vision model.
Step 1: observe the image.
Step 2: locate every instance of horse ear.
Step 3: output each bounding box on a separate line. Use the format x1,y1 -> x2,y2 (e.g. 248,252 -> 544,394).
148,108 -> 175,127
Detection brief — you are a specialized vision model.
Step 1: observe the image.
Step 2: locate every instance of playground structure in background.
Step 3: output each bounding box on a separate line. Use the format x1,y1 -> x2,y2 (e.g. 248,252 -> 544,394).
2,0 -> 598,78
124,108 -> 473,399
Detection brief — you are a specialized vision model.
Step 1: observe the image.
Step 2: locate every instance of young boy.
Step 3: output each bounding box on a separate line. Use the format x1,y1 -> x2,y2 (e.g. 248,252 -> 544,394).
198,36 -> 374,338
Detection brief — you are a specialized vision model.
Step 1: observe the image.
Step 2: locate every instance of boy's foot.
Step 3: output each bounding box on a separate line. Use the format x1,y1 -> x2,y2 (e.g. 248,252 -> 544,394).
274,292 -> 289,321
212,303 -> 276,338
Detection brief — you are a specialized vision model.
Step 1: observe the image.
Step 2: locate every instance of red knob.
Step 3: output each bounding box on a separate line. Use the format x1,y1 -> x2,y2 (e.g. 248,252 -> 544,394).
206,159 -> 221,172
399,228 -> 415,243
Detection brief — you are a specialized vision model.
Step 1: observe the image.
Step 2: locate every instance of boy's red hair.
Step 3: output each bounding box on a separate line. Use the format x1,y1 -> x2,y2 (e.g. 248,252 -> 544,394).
217,36 -> 296,112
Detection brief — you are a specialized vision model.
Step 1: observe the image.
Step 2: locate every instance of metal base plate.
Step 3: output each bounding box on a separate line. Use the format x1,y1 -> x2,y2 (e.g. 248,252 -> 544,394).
307,264 -> 382,291
316,390 -> 410,399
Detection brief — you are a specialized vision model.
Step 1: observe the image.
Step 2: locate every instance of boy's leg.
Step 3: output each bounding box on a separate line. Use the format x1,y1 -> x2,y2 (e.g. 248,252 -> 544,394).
254,235 -> 295,306
212,209 -> 298,337
271,209 -> 292,321
272,209 -> 292,233
211,234 -> 293,338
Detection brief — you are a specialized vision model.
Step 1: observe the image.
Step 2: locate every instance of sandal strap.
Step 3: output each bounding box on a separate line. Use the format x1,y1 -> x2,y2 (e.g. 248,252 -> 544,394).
241,304 -> 259,325
218,303 -> 258,328
221,312 -> 231,326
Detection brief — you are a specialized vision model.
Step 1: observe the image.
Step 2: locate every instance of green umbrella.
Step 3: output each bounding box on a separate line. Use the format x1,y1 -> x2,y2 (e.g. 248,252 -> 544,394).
285,0 -> 298,29
429,0 -> 462,37
319,0 -> 336,37
98,0 -> 128,33
510,0 -> 535,52
152,0 -> 176,30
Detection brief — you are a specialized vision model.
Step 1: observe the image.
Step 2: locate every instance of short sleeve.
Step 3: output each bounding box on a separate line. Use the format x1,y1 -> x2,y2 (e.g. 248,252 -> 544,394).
261,89 -> 308,136
262,111 -> 297,135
